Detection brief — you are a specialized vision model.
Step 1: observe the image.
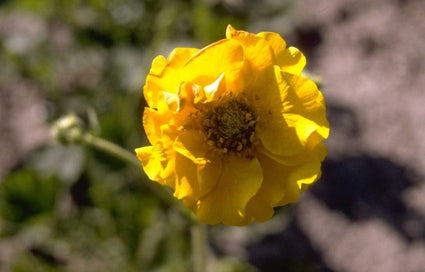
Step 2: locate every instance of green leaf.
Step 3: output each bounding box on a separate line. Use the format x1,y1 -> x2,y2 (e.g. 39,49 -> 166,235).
0,169 -> 60,223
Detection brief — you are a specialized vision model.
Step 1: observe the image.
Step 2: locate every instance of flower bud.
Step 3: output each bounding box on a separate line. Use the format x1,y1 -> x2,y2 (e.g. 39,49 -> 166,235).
51,114 -> 84,144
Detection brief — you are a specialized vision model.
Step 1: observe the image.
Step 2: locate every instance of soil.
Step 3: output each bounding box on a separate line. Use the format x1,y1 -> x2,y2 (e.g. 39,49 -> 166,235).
246,0 -> 425,271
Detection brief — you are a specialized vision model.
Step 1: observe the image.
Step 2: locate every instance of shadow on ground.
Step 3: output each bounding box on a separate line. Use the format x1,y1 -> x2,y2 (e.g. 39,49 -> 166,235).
248,153 -> 420,272
247,99 -> 424,272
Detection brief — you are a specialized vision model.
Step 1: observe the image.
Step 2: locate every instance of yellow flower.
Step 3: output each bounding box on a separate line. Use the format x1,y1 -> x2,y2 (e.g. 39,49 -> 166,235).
136,25 -> 329,226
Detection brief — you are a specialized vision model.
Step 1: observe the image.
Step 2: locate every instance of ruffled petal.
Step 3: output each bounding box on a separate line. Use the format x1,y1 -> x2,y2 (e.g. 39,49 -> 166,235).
143,108 -> 161,144
245,152 -> 294,222
143,107 -> 178,144
257,32 -> 306,75
174,131 -> 221,199
196,152 -> 222,199
184,38 -> 248,94
148,55 -> 168,77
174,153 -> 200,200
256,31 -> 287,55
195,156 -> 263,225
281,72 -> 327,121
255,115 -> 304,157
135,146 -> 161,180
167,82 -> 200,127
203,73 -> 226,102
279,72 -> 329,141
173,130 -> 209,165
283,113 -> 327,146
168,48 -> 200,68
144,48 -> 199,109
277,160 -> 322,206
250,65 -> 328,161
245,152 -> 322,222
279,47 -> 306,75
135,143 -> 175,188
226,25 -> 276,72
139,108 -> 179,187
255,68 -> 329,157
258,141 -> 327,166
244,65 -> 282,114
248,66 -> 304,157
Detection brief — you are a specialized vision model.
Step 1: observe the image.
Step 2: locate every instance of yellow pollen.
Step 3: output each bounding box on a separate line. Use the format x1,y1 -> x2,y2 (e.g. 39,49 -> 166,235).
201,100 -> 256,153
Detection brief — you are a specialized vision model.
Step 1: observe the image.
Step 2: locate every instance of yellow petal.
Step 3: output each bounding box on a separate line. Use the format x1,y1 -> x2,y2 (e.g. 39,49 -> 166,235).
245,152 -> 294,222
176,81 -> 196,111
162,91 -> 179,112
257,31 -> 287,54
225,24 -> 237,39
279,47 -> 306,75
256,115 -> 304,157
283,113 -> 326,145
168,47 -> 200,67
203,73 -> 226,102
250,66 -> 328,160
281,72 -> 327,117
257,31 -> 306,75
144,48 -> 199,109
173,130 -> 224,199
226,26 -> 276,72
277,160 -> 322,206
258,141 -> 327,166
173,131 -> 221,199
243,68 -> 278,127
184,39 -> 248,94
149,55 -> 168,77
196,152 -> 222,199
145,32 -> 252,110
172,82 -> 200,126
173,130 -> 209,165
135,144 -> 175,188
174,153 -> 200,200
280,72 -> 329,141
256,68 -> 329,152
141,109 -> 181,185
135,146 -> 160,180
195,156 -> 262,226
143,107 -> 177,144
256,110 -> 327,160
245,66 -> 304,157
245,152 -> 322,222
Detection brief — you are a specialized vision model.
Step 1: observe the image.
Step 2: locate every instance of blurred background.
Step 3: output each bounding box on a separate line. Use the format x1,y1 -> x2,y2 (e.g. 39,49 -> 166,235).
0,0 -> 425,271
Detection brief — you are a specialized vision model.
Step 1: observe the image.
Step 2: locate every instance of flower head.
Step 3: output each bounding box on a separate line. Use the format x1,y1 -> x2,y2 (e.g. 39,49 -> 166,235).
136,25 -> 329,226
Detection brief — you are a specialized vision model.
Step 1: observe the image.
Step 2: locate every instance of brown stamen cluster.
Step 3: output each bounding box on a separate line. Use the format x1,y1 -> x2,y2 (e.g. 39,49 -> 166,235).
201,100 -> 256,153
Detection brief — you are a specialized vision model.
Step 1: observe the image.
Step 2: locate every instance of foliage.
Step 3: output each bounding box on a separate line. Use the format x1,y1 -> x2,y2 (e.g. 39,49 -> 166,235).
0,169 -> 60,225
0,0 -> 296,270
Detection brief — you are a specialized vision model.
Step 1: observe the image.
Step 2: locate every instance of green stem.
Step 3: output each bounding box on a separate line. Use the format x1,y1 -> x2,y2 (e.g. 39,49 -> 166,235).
81,134 -> 178,209
83,134 -> 141,168
191,222 -> 207,272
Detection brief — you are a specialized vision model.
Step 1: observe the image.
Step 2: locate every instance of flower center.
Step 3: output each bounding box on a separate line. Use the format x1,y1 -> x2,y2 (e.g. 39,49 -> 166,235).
201,100 -> 256,153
